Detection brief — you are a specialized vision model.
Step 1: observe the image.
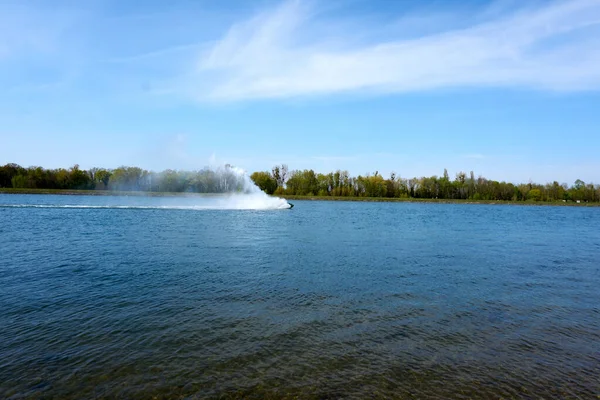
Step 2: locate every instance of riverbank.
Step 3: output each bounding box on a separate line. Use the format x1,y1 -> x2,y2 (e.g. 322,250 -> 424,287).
281,194 -> 600,207
1,188 -> 598,206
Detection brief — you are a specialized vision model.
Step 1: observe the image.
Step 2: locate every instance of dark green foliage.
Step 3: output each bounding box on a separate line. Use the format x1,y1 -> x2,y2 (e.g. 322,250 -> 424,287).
69,165 -> 94,189
3,164 -> 94,190
0,163 -> 598,202
250,171 -> 278,194
286,169 -> 319,195
0,163 -> 24,188
95,169 -> 112,188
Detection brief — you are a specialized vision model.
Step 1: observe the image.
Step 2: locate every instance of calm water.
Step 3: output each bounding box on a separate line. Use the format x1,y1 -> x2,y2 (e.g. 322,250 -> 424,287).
1,194 -> 599,399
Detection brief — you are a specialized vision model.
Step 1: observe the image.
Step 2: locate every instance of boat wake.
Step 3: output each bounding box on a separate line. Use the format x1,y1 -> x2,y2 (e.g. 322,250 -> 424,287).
0,194 -> 292,211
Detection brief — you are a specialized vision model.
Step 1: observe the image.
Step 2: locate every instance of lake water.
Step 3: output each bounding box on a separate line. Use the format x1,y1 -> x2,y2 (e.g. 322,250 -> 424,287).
1,194 -> 599,399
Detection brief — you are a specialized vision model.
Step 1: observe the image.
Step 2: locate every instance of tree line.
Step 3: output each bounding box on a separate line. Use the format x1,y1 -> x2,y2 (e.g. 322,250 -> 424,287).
253,165 -> 599,203
0,164 -> 250,193
0,162 -> 598,202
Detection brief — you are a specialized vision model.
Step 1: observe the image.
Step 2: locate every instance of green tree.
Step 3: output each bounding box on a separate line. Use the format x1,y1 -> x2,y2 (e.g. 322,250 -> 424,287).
250,171 -> 278,194
109,166 -> 146,191
95,169 -> 112,189
527,188 -> 542,201
69,165 -> 94,189
11,174 -> 31,188
0,163 -> 25,188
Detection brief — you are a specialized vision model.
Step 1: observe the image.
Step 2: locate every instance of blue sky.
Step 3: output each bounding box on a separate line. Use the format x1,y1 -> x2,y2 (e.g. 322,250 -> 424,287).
1,0 -> 600,184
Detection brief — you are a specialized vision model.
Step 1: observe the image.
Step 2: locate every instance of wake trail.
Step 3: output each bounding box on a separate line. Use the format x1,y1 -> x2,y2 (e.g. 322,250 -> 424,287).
0,202 -> 291,211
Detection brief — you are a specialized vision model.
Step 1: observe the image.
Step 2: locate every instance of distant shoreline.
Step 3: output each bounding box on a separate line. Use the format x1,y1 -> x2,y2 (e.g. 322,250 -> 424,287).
1,188 -> 598,207
282,195 -> 599,207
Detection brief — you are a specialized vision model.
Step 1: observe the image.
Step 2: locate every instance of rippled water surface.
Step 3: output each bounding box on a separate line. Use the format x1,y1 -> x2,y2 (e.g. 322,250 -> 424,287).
1,194 -> 599,399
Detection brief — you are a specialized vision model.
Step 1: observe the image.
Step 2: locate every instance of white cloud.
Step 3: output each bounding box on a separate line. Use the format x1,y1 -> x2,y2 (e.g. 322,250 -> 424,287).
193,0 -> 600,101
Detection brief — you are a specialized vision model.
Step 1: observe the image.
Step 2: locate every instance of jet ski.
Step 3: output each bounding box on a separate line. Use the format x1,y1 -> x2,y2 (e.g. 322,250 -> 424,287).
288,202 -> 294,209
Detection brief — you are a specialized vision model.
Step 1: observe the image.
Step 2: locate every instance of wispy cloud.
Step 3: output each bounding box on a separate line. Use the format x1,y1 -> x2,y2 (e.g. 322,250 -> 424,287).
3,0 -> 600,104
105,43 -> 206,64
193,0 -> 600,101
463,154 -> 486,160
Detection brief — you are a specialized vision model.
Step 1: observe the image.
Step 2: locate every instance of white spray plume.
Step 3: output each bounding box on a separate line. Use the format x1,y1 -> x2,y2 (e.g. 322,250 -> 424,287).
219,164 -> 291,209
